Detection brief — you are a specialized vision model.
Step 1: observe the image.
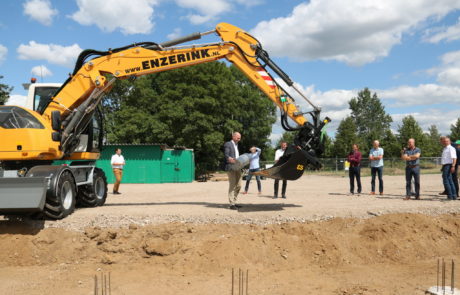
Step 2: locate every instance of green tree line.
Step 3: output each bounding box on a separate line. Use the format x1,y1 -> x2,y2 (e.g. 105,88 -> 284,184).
1,71 -> 460,174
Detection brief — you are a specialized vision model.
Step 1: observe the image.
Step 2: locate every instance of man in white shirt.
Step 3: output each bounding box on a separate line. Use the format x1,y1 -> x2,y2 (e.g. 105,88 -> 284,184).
274,142 -> 288,199
111,148 -> 126,194
441,137 -> 457,200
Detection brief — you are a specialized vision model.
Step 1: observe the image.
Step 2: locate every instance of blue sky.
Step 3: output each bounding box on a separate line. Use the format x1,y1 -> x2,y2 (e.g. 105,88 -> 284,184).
1,0 -> 460,142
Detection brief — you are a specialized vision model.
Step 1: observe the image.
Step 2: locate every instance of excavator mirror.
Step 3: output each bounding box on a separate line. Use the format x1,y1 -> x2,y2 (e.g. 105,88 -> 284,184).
51,111 -> 61,131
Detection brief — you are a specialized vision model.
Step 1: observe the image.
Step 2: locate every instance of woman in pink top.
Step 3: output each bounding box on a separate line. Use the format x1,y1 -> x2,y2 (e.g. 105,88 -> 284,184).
347,144 -> 362,194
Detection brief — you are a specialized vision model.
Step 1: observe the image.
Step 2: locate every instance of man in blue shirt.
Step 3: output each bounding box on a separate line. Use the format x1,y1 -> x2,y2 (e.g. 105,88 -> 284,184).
369,140 -> 384,195
243,146 -> 262,194
401,138 -> 421,200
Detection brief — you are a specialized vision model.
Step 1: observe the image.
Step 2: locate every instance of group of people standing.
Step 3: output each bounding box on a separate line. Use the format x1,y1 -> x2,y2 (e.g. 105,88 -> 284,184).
223,132 -> 288,210
346,137 -> 459,200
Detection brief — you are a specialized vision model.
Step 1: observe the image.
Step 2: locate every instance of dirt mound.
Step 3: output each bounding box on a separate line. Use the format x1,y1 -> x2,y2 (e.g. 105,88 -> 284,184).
0,213 -> 459,294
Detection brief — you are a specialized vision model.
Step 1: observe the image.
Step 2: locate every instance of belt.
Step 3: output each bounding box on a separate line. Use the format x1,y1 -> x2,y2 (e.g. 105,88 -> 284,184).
407,165 -> 419,168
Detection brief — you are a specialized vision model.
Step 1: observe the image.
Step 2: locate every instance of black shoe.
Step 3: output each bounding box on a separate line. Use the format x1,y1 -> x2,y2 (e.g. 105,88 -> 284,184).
439,191 -> 447,195
273,196 -> 278,199
282,196 -> 286,199
229,205 -> 238,210
113,191 -> 121,195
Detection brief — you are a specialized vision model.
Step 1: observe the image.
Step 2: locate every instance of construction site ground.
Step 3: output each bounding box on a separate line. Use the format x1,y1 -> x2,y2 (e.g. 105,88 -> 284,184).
1,174 -> 459,294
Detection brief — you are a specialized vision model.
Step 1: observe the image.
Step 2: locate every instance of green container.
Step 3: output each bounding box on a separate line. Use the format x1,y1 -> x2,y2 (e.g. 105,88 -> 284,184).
160,149 -> 195,183
55,144 -> 194,184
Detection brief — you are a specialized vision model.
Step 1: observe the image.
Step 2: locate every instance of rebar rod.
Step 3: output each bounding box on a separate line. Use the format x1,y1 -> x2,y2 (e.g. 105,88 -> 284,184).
246,270 -> 249,295
232,268 -> 234,295
438,258 -> 440,292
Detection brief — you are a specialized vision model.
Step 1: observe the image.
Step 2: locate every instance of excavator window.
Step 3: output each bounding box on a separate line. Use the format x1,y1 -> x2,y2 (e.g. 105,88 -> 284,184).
0,106 -> 44,129
33,86 -> 59,113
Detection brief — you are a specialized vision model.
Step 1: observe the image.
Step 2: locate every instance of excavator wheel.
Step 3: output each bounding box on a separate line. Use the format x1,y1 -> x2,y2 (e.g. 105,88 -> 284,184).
44,170 -> 77,219
77,168 -> 108,207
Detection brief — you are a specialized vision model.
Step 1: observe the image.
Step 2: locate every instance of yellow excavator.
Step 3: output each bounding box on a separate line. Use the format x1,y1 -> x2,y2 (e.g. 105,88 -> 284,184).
0,23 -> 330,219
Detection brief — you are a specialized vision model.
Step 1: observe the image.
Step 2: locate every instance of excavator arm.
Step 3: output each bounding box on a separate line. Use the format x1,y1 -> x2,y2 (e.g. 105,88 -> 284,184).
23,23 -> 331,179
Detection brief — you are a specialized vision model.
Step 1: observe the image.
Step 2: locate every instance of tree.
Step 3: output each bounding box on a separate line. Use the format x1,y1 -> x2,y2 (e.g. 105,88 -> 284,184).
0,75 -> 13,105
423,125 -> 441,157
449,118 -> 460,141
102,62 -> 276,175
397,115 -> 425,148
381,129 -> 400,158
349,88 -> 392,148
333,116 -> 359,157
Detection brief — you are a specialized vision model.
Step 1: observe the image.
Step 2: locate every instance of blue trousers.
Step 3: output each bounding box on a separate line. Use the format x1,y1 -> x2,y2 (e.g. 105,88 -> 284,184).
442,164 -> 457,200
245,168 -> 261,192
371,166 -> 383,193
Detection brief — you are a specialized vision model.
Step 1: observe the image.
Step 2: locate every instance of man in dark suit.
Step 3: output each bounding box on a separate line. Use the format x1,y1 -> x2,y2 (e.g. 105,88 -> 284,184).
224,132 -> 242,210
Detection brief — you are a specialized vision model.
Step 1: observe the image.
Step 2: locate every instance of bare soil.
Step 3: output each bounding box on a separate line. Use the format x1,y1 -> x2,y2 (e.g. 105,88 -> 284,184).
1,174 -> 459,294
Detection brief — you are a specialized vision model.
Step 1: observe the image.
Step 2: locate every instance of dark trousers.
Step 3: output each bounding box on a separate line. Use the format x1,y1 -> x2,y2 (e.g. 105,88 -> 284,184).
245,168 -> 261,192
371,166 -> 383,193
349,166 -> 362,193
274,179 -> 287,197
453,165 -> 459,197
405,166 -> 420,197
442,164 -> 457,200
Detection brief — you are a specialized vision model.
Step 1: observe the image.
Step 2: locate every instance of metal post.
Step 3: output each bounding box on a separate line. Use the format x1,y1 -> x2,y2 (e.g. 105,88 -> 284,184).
94,275 -> 98,295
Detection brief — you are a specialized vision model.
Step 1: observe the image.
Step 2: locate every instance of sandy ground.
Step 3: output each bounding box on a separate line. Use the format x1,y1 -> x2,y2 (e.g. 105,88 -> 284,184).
0,174 -> 459,295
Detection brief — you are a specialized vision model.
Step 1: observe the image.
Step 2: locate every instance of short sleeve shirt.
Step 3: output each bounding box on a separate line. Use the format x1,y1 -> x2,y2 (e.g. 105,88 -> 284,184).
404,147 -> 421,166
369,147 -> 384,167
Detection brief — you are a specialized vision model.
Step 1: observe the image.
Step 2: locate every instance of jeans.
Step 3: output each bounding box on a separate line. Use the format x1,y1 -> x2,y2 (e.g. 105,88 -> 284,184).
453,165 -> 459,197
405,166 -> 420,197
274,179 -> 287,197
442,164 -> 457,200
349,166 -> 362,193
245,168 -> 261,192
371,166 -> 383,193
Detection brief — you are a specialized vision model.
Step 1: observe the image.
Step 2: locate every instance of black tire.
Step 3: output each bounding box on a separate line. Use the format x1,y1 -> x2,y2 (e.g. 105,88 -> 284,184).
77,168 -> 108,207
44,170 -> 76,219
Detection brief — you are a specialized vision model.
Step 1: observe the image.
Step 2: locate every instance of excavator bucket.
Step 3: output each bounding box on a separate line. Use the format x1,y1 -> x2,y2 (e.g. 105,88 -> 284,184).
251,149 -> 322,181
0,177 -> 47,214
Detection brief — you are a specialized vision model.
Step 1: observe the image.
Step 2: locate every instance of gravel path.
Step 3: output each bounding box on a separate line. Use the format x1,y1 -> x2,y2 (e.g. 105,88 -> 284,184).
15,173 -> 456,231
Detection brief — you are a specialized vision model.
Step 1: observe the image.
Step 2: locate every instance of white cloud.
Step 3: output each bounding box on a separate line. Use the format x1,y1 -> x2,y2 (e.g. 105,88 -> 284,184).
391,109 -> 459,135
380,84 -> 460,107
251,0 -> 460,66
70,0 -> 157,35
175,0 -> 231,24
234,0 -> 263,7
167,28 -> 182,40
17,41 -> 82,68
379,49 -> 460,106
23,0 -> 58,26
423,17 -> 460,43
31,65 -> 53,78
0,44 -> 7,64
5,95 -> 27,107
